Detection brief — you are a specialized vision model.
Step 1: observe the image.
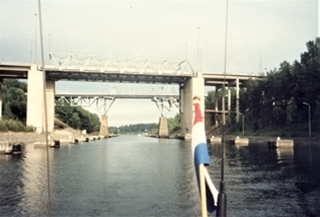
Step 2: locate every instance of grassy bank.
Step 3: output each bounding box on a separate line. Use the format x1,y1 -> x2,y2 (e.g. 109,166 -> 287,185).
0,119 -> 34,132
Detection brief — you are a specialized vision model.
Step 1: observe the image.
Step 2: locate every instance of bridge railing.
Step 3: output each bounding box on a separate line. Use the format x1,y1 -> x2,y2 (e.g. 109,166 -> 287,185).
48,53 -> 194,76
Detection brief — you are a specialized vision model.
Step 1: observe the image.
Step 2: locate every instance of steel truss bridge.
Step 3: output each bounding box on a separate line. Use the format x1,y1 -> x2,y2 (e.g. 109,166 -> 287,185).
47,53 -> 194,84
55,86 -> 180,116
0,53 -> 262,133
0,53 -> 260,86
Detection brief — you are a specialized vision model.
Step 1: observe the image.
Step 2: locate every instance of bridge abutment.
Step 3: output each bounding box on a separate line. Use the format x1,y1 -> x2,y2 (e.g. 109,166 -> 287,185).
180,72 -> 204,139
27,65 -> 55,132
100,115 -> 108,136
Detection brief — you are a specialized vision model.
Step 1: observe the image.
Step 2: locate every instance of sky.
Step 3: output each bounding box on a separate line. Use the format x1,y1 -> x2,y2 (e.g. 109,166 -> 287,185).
0,0 -> 319,127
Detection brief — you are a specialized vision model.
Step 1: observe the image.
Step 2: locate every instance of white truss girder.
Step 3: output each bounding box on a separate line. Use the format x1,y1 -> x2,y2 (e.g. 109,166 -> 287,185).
56,96 -> 115,115
152,97 -> 180,116
55,85 -> 180,115
48,53 -> 194,75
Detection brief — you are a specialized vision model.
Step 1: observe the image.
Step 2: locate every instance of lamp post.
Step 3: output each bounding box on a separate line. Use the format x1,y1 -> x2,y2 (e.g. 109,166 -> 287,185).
48,33 -> 51,53
259,50 -> 262,74
197,27 -> 200,71
185,43 -> 188,59
303,102 -> 311,138
34,13 -> 38,64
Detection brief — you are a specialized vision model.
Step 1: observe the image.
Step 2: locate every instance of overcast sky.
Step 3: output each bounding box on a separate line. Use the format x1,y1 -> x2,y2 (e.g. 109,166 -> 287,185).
0,0 -> 319,127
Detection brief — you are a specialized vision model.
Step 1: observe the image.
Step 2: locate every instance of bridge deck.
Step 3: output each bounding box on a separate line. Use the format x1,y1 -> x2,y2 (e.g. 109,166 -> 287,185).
46,70 -> 191,84
0,62 -> 262,86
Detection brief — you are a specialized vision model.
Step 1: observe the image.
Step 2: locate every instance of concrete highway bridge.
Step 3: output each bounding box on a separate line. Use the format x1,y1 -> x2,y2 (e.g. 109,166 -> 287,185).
0,53 -> 261,138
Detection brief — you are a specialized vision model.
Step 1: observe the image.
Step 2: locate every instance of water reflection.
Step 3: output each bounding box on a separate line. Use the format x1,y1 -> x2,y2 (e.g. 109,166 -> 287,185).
275,147 -> 294,163
1,138 -> 320,216
208,142 -> 320,217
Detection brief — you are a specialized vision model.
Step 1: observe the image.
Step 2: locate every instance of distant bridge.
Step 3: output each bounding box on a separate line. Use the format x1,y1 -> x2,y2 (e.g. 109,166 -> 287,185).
55,86 -> 180,115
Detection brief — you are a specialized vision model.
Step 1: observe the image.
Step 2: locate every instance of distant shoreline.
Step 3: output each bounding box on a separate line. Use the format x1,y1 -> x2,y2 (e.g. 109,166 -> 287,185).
0,131 -> 319,147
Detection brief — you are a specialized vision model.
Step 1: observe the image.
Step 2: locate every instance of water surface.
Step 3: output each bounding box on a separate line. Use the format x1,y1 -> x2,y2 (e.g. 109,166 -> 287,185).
1,135 -> 319,216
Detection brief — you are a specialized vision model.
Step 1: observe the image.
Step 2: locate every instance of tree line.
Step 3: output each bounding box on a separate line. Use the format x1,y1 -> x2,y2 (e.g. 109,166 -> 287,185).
206,38 -> 320,137
0,79 -> 33,131
55,103 -> 100,133
109,114 -> 181,135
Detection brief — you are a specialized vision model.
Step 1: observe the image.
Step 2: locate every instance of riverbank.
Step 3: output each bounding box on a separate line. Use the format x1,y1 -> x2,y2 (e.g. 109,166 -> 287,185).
209,135 -> 320,146
1,130 -> 319,147
0,128 -> 87,145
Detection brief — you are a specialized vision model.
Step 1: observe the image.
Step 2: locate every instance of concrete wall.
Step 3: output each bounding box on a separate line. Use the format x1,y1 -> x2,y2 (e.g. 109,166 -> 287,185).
180,72 -> 204,137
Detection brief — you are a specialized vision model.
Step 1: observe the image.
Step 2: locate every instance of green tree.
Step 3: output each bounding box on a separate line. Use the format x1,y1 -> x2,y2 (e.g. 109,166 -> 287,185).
55,104 -> 101,133
167,113 -> 181,134
2,80 -> 27,122
69,113 -> 81,129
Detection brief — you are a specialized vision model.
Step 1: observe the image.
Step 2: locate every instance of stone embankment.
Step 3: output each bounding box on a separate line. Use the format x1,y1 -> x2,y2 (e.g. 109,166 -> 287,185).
0,128 -> 88,145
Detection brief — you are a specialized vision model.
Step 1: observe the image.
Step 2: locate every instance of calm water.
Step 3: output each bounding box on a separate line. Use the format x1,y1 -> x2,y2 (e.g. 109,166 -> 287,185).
1,135 -> 320,217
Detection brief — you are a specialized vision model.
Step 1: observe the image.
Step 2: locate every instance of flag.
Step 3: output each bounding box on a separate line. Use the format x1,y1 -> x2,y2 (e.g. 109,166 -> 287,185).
192,96 -> 218,214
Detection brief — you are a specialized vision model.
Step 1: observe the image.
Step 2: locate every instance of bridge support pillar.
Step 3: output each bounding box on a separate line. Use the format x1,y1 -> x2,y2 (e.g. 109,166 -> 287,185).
181,72 -> 204,139
100,115 -> 108,136
27,65 -> 55,132
27,65 -> 44,132
158,116 -> 168,138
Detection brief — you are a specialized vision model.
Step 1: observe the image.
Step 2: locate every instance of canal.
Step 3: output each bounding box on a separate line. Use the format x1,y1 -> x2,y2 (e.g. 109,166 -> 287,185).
1,135 -> 320,216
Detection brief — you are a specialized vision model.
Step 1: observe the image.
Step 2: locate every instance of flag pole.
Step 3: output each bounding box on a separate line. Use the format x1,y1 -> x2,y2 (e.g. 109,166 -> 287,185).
216,143 -> 227,217
216,0 -> 229,216
199,164 -> 208,217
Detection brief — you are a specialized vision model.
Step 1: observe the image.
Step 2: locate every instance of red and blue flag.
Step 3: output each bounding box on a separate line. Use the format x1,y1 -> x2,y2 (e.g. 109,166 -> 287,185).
192,97 -> 218,214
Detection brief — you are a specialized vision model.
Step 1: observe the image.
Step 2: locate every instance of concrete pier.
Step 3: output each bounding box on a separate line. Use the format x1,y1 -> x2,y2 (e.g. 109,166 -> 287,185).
59,139 -> 73,145
268,138 -> 294,148
33,140 -> 60,148
184,133 -> 191,141
0,142 -> 21,155
77,137 -> 88,142
0,142 -> 12,154
180,72 -> 204,139
158,116 -> 168,138
230,137 -> 249,146
99,115 -> 108,137
209,136 -> 222,144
